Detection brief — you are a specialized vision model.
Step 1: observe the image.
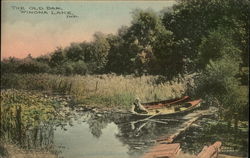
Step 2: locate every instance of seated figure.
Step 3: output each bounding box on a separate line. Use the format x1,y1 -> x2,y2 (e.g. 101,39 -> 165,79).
131,98 -> 148,114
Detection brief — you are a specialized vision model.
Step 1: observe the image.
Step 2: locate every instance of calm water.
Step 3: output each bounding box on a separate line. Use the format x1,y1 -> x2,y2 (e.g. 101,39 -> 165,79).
1,109 -> 248,157
55,122 -> 131,158
53,112 -> 183,158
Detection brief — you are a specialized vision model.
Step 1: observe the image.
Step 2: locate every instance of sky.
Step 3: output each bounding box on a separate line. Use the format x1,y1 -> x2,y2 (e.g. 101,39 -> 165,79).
1,1 -> 176,59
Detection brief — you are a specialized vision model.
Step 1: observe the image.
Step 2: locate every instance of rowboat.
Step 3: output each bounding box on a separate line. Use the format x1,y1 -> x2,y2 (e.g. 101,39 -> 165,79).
131,98 -> 202,118
142,96 -> 190,110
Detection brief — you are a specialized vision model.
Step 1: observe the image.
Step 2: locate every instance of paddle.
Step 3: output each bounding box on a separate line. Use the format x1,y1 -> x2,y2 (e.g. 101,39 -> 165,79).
131,111 -> 162,124
131,112 -> 162,131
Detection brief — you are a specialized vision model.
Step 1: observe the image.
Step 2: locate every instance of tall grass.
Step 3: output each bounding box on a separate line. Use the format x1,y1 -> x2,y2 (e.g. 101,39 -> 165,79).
1,73 -> 190,109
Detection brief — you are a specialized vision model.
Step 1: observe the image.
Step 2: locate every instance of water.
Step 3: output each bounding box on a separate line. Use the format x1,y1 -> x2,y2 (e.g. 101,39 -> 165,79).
1,108 -> 248,157
52,111 -> 184,158
55,121 -> 130,158
0,108 -> 184,157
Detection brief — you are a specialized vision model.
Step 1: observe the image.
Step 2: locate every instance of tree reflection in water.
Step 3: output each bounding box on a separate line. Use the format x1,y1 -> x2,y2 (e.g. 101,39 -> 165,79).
84,112 -> 186,157
1,106 -> 186,158
86,113 -> 110,138
115,118 -> 185,156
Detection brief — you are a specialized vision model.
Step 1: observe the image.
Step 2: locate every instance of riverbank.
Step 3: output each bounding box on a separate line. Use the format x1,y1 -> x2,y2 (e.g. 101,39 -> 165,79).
1,73 -> 190,110
0,90 -> 248,158
3,109 -> 247,158
1,74 -> 248,158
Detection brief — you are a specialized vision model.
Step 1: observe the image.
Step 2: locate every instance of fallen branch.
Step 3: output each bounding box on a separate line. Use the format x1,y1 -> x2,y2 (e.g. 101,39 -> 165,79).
156,113 -> 203,143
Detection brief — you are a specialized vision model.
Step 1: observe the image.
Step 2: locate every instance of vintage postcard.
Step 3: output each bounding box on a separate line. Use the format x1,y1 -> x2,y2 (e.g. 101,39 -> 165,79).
1,0 -> 249,158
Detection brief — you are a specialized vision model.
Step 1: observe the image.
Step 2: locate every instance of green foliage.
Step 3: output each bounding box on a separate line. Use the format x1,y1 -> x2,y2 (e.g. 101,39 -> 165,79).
65,43 -> 84,61
1,0 -> 248,123
79,92 -> 135,109
0,89 -> 75,149
1,73 -> 186,110
2,0 -> 248,78
105,26 -> 140,74
90,32 -> 111,73
1,57 -> 20,74
162,0 -> 249,68
157,0 -> 249,123
18,60 -> 50,74
58,61 -> 88,75
0,90 -> 62,135
152,29 -> 191,78
198,28 -> 242,68
49,47 -> 67,67
130,9 -> 164,48
1,56 -> 51,74
129,9 -> 167,75
72,60 -> 88,75
195,40 -> 248,121
1,73 -> 74,94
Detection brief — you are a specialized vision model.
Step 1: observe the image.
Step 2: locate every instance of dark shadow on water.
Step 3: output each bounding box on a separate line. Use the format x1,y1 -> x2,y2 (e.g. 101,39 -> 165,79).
174,115 -> 248,157
84,111 -> 186,157
1,109 -> 248,158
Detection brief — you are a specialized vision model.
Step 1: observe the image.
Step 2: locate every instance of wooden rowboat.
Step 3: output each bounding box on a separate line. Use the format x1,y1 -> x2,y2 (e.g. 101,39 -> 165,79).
142,96 -> 190,110
131,98 -> 202,118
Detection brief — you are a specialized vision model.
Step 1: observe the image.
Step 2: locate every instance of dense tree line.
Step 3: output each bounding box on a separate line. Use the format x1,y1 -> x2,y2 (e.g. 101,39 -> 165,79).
1,0 -> 249,122
2,0 -> 249,77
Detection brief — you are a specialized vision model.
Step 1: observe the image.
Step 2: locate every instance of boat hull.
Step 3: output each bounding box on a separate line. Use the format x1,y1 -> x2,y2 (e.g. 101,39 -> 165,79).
130,99 -> 202,119
142,96 -> 190,109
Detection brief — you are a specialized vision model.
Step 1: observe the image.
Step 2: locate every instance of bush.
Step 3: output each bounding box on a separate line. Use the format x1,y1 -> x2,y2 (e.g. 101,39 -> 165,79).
195,30 -> 248,123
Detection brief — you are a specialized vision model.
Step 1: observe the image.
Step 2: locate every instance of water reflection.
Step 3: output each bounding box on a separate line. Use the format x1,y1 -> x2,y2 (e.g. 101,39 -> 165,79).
82,112 -> 187,157
55,120 -> 129,158
1,104 -> 248,158
0,109 -> 188,158
86,113 -> 111,138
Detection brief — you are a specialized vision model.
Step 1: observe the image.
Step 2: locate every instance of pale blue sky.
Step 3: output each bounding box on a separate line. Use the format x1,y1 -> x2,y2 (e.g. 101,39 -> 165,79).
2,1 -> 176,59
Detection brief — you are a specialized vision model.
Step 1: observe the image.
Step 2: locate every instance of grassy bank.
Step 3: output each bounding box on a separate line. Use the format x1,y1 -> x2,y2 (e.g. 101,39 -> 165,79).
0,89 -> 74,157
0,89 -> 69,141
1,73 -> 189,109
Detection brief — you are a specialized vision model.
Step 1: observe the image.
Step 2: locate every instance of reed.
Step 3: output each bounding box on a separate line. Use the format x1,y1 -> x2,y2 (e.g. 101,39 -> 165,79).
1,73 -> 189,109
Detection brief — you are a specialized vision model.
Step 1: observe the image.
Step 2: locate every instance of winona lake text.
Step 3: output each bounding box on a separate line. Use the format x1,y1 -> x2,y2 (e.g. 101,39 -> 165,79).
11,6 -> 78,18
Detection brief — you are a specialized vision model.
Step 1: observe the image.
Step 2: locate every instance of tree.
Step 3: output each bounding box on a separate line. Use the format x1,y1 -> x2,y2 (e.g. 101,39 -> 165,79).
17,60 -> 50,74
196,54 -> 248,126
162,0 -> 250,71
198,28 -> 242,69
129,9 -> 168,75
49,47 -> 67,67
60,60 -> 87,75
36,55 -> 50,64
130,9 -> 164,48
194,29 -> 248,127
89,32 -> 111,73
105,27 -> 140,74
1,57 -> 20,74
72,60 -> 88,75
152,29 -> 192,78
65,43 -> 84,62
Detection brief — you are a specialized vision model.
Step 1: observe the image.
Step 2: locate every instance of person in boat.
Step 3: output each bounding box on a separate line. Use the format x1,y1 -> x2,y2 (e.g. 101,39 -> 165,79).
131,98 -> 148,114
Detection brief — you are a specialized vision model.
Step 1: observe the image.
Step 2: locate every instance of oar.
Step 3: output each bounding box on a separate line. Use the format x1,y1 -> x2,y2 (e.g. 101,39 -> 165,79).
131,111 -> 162,124
148,119 -> 169,124
131,112 -> 162,130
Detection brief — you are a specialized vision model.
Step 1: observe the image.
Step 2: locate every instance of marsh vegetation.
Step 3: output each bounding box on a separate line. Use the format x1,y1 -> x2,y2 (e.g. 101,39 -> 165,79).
1,0 -> 249,157
1,73 -> 188,109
